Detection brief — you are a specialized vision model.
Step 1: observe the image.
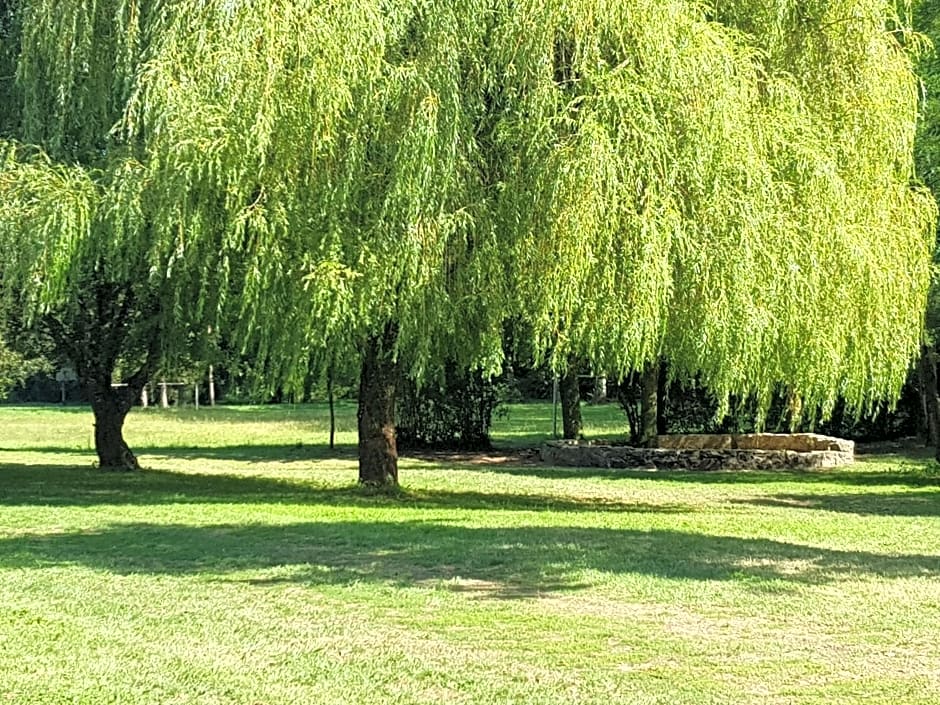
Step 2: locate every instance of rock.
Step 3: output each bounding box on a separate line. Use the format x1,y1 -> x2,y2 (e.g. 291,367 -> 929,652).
656,435 -> 733,450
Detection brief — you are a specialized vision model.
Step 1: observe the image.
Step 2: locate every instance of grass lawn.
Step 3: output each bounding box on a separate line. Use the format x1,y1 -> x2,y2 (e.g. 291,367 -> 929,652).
1,403 -> 939,704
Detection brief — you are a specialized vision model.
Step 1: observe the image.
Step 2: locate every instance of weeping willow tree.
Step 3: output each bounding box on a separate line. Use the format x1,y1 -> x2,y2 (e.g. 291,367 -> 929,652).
0,0 -> 932,482
0,0 -> 500,481
914,0 -> 940,448
0,1 -> 224,468
119,0 -> 505,485
495,0 -> 935,428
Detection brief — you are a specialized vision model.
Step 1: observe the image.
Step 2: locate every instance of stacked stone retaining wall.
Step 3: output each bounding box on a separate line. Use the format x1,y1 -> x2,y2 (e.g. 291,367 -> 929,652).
540,434 -> 854,471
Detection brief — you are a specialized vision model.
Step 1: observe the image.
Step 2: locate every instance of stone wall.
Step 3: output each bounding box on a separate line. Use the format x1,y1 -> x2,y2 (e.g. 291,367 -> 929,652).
655,433 -> 853,454
540,434 -> 854,471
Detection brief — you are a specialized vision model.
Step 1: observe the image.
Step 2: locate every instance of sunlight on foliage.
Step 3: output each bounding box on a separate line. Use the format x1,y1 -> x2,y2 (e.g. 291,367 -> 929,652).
0,0 -> 934,423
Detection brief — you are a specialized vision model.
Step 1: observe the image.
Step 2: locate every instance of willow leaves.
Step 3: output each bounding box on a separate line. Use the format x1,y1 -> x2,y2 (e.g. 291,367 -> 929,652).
0,0 -> 933,432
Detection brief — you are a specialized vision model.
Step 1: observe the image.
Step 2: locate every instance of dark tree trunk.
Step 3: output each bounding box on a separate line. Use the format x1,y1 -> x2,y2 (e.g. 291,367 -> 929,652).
90,381 -> 139,470
640,360 -> 658,447
560,360 -> 582,439
327,364 -> 336,451
656,361 -> 667,435
39,269 -> 162,471
358,324 -> 399,486
919,344 -> 940,451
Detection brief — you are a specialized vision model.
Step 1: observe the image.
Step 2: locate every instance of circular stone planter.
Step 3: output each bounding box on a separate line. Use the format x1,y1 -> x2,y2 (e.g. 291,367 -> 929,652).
540,433 -> 854,471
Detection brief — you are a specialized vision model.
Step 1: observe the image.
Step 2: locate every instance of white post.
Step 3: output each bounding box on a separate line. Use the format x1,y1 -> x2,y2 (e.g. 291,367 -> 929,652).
208,365 -> 216,406
593,375 -> 607,404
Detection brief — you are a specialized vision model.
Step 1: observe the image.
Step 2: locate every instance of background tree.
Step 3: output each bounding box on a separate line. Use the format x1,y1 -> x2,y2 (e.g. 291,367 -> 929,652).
0,335 -> 34,399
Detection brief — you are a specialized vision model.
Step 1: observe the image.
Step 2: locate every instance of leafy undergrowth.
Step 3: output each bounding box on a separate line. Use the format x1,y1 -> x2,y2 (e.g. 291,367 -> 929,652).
1,405 -> 939,704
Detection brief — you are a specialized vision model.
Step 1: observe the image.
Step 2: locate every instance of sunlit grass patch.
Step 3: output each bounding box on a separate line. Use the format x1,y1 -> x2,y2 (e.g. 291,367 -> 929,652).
1,405 -> 939,704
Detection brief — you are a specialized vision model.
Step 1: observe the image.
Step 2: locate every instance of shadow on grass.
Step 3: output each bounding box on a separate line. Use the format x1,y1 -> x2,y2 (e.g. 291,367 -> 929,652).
3,443 -> 542,467
467,463 -> 940,488
740,490 -> 940,517
0,443 -> 361,464
0,463 -> 691,514
0,520 -> 936,598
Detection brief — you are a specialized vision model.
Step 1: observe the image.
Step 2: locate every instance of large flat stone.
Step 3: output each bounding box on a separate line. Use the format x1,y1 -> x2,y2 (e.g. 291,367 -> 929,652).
656,434 -> 733,450
731,433 -> 853,453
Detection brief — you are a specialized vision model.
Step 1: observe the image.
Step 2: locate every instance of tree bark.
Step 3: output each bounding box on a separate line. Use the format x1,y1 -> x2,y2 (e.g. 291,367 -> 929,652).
328,364 -> 336,451
90,382 -> 139,470
656,361 -> 667,435
40,274 -> 161,470
640,360 -> 658,447
919,344 -> 940,451
358,324 -> 399,486
560,360 -> 582,439
591,375 -> 607,404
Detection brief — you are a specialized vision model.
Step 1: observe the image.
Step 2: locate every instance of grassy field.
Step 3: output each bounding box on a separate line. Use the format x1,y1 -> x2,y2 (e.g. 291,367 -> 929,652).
1,403 -> 939,704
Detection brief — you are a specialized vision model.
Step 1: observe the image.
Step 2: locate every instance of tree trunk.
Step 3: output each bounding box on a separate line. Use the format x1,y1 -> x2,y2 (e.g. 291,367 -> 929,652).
919,344 -> 940,451
328,364 -> 336,451
358,325 -> 398,486
656,361 -> 667,435
640,360 -> 658,447
90,382 -> 139,470
592,375 -> 607,404
560,360 -> 582,439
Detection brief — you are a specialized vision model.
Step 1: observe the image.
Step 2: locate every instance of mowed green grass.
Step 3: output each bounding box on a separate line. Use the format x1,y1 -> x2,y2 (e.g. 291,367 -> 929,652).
1,403 -> 939,704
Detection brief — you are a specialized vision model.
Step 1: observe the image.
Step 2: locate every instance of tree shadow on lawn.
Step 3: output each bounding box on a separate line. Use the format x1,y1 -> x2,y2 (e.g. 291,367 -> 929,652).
0,520 -> 936,598
0,462 -> 693,514
471,463 -> 940,488
8,439 -> 937,488
0,442 -> 361,464
4,443 -> 541,468
740,490 -> 940,517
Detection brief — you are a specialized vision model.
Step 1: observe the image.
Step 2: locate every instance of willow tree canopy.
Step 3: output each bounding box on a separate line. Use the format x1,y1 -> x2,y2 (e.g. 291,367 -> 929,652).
915,0 -> 940,329
0,0 -> 933,435
494,0 -> 935,420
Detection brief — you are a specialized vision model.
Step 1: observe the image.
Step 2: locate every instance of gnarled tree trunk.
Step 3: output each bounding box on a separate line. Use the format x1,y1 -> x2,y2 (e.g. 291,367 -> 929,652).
358,324 -> 399,486
90,381 -> 139,470
41,271 -> 162,471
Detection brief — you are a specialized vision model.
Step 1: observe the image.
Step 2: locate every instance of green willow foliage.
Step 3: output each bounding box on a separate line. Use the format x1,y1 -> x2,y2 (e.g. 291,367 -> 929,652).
915,0 -> 940,332
0,0 -> 934,423
495,0 -> 935,421
0,0 -> 223,371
